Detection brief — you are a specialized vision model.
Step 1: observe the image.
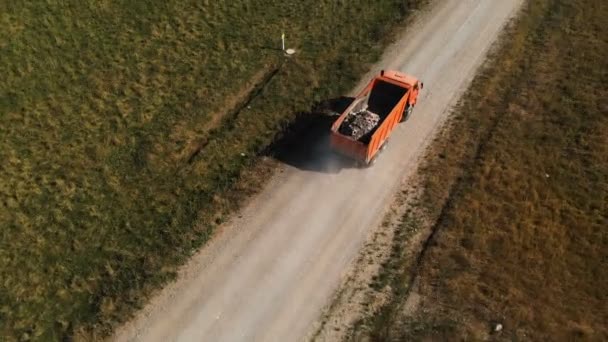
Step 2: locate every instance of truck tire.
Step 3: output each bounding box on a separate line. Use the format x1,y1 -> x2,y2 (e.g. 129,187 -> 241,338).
380,139 -> 389,151
363,140 -> 389,168
401,105 -> 414,122
357,156 -> 377,168
365,140 -> 390,167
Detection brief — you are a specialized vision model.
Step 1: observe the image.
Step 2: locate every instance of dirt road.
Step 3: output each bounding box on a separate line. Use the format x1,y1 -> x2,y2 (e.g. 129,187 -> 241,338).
114,1 -> 523,341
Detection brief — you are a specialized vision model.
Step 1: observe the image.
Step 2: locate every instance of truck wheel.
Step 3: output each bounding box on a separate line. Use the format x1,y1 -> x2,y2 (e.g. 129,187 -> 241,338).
401,105 -> 414,122
380,139 -> 389,151
357,157 -> 376,168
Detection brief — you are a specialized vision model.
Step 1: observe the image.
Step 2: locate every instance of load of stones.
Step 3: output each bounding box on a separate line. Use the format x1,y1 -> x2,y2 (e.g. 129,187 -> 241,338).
338,106 -> 381,141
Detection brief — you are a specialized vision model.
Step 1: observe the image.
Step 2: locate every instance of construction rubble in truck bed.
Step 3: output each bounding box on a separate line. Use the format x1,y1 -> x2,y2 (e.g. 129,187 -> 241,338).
338,107 -> 381,141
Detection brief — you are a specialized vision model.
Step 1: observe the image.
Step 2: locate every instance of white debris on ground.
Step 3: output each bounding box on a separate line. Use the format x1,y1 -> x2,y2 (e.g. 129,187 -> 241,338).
338,108 -> 381,141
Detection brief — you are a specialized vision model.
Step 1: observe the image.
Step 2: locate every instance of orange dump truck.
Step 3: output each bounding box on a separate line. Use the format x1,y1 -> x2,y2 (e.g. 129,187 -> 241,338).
330,70 -> 423,166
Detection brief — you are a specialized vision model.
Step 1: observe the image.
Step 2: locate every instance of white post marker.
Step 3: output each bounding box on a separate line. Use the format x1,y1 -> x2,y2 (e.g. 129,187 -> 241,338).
281,32 -> 296,56
281,32 -> 285,51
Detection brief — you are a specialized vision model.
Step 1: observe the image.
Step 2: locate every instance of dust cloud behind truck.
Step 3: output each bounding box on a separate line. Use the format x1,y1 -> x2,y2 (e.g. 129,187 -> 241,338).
330,70 -> 422,166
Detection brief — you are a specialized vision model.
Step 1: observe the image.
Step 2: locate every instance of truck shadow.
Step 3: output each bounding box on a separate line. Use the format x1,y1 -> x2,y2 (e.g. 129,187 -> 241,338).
264,96 -> 358,173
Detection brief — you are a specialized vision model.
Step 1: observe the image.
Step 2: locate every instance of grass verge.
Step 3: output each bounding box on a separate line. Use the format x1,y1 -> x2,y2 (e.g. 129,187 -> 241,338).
357,0 -> 608,340
0,1 -> 428,340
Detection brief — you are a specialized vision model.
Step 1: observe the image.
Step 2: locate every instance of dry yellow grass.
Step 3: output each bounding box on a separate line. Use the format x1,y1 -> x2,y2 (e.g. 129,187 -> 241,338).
363,0 -> 608,340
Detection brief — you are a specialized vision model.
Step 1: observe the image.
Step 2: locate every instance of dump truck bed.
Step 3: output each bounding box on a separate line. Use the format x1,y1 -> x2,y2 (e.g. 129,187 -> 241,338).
330,70 -> 421,165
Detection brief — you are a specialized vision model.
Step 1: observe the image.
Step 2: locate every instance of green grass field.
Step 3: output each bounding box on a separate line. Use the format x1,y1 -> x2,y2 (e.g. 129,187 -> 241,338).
0,1 -> 426,340
362,0 -> 608,340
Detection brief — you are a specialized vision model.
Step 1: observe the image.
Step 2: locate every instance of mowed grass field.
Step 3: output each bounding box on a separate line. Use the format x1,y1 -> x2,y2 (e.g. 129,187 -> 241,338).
365,0 -> 607,340
0,1 -> 425,339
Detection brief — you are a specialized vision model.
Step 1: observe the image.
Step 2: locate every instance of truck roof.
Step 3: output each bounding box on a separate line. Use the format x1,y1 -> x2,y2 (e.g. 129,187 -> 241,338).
380,70 -> 419,87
